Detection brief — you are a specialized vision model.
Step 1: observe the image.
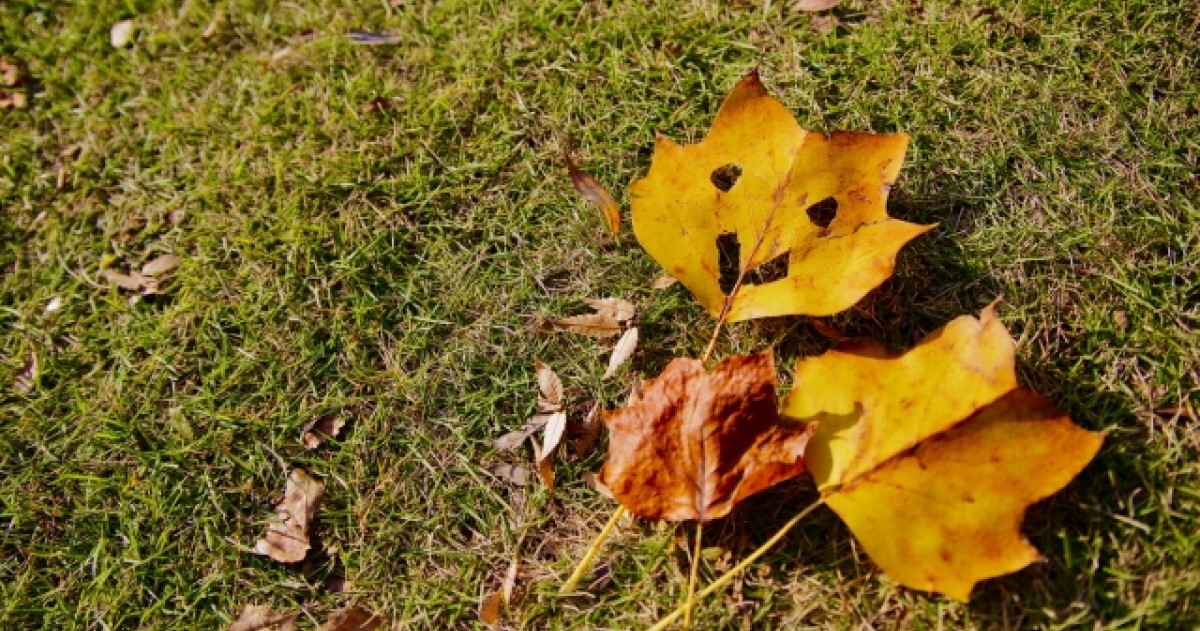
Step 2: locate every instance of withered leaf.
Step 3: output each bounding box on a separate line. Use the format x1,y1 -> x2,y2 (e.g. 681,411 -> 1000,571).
319,606 -> 381,631
478,590 -> 502,626
603,327 -> 639,379
583,297 -> 636,323
792,0 -> 842,10
110,19 -> 134,48
549,313 -> 621,338
229,604 -> 297,631
600,350 -> 813,522
535,360 -> 563,411
491,414 -> 550,452
530,439 -> 556,492
565,150 -> 621,236
489,463 -> 530,486
14,350 -> 37,394
302,415 -> 345,449
540,411 -> 568,461
102,268 -> 148,292
651,275 -> 679,290
141,254 -> 181,276
254,469 -> 324,563
1,57 -> 21,87
570,402 -> 603,457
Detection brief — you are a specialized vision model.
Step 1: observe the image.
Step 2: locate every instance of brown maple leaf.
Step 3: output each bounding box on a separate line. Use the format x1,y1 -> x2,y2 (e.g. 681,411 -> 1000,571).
599,350 -> 813,522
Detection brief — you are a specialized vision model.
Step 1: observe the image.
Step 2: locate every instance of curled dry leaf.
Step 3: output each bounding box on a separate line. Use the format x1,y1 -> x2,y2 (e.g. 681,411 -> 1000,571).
570,402 -> 603,457
565,150 -> 621,236
141,254 -> 181,276
319,606 -> 381,631
548,313 -> 621,338
603,327 -> 638,379
535,360 -> 563,411
631,69 -> 932,321
110,19 -> 135,48
600,350 -> 813,522
490,414 -> 550,452
254,469 -> 324,563
478,590 -> 502,626
781,305 -> 1103,600
229,604 -> 297,631
540,411 -> 568,461
302,415 -> 345,449
530,438 -> 556,492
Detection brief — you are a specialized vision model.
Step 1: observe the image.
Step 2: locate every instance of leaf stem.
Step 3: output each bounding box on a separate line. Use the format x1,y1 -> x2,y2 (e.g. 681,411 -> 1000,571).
645,497 -> 825,631
682,522 -> 703,629
558,506 -> 626,595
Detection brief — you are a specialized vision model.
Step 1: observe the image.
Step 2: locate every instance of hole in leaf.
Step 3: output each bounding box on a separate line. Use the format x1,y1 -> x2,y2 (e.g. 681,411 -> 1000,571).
748,252 -> 789,286
710,163 -> 742,192
807,197 -> 838,229
716,233 -> 740,294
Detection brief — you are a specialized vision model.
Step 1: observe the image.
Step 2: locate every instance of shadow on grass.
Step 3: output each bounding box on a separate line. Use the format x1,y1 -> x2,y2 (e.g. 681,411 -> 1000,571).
592,188 -> 1174,628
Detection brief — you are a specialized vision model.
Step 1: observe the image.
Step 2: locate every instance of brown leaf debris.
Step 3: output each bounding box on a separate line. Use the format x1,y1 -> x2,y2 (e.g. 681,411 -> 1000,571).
254,469 -> 324,563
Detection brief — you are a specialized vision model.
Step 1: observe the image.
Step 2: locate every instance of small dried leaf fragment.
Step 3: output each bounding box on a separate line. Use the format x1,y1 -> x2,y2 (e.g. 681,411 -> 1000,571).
600,350 -> 813,522
346,30 -> 401,45
792,0 -> 842,10
319,606 -> 381,631
478,590 -> 502,626
229,604 -> 297,631
535,360 -> 564,411
651,275 -> 679,290
571,402 -> 603,456
583,297 -> 636,322
102,268 -> 148,292
254,469 -> 324,563
110,19 -> 135,48
540,410 -> 568,460
565,150 -> 621,235
630,69 -> 932,321
1,57 -> 21,87
302,415 -> 345,449
490,414 -> 550,452
549,313 -> 621,338
781,306 -> 1103,599
141,254 -> 181,276
604,327 -> 639,378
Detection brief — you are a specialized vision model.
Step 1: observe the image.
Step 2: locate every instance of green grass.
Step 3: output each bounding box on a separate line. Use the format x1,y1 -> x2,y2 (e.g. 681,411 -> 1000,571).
1,0 -> 1196,628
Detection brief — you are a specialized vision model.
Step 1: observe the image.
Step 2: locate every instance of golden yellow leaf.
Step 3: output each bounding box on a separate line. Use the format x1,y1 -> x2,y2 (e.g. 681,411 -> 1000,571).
827,389 -> 1102,600
630,69 -> 932,321
780,306 -> 1103,599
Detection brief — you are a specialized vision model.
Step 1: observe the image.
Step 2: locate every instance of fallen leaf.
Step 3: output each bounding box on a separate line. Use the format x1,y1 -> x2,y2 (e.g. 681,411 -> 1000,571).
600,350 -> 813,521
1,57 -> 21,87
14,350 -> 37,394
478,590 -> 502,626
582,471 -> 615,500
530,439 -> 556,492
501,559 -> 519,604
781,306 -> 1103,600
346,30 -> 401,45
141,254 -> 181,276
541,410 -> 568,460
110,19 -> 135,48
488,463 -> 530,486
254,469 -> 324,563
549,313 -> 621,338
565,150 -> 621,235
270,48 -> 294,64
630,69 -> 932,321
603,327 -> 639,379
806,317 -> 844,341
302,415 -> 345,449
650,275 -> 679,290
583,297 -> 636,322
319,606 -> 381,631
45,296 -> 63,314
201,11 -> 223,39
535,360 -> 564,411
167,210 -> 185,225
0,91 -> 28,109
229,604 -> 297,631
792,0 -> 842,10
102,268 -> 148,292
491,414 -> 551,452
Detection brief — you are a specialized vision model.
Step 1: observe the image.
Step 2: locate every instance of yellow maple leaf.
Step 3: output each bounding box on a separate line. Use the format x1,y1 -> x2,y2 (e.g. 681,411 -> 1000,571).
630,69 -> 933,321
780,306 -> 1103,600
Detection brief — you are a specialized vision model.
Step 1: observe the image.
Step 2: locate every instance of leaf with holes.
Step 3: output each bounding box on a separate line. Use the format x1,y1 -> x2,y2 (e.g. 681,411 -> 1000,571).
630,69 -> 933,321
780,306 -> 1103,599
599,350 -> 813,522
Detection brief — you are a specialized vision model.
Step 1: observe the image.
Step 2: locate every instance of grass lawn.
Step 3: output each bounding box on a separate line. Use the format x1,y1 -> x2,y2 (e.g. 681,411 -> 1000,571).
2,0 -> 1197,628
